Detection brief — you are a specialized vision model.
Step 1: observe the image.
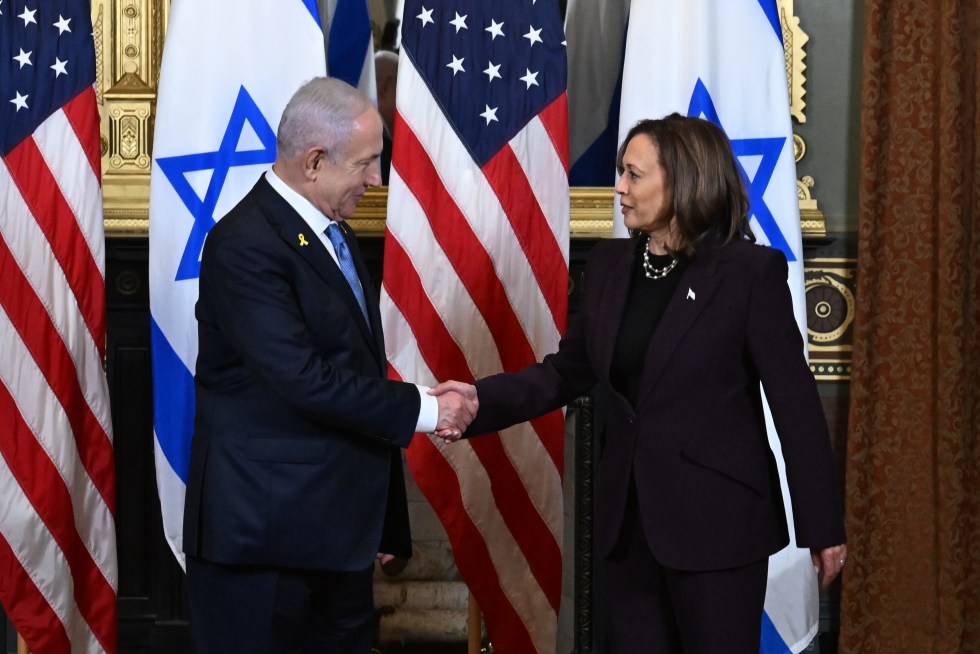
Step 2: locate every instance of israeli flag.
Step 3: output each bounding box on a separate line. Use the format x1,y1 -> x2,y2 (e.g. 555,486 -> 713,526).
565,0 -> 631,186
618,1 -> 817,652
324,0 -> 376,102
148,0 -> 326,568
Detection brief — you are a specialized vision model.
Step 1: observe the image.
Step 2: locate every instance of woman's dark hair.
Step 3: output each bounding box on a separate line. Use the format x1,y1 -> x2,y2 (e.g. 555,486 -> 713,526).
616,113 -> 754,258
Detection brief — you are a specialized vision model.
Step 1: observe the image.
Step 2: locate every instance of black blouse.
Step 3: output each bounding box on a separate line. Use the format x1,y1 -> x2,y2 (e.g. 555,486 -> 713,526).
610,240 -> 687,407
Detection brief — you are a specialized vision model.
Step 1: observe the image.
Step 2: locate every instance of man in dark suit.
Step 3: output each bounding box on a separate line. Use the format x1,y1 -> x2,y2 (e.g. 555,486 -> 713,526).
183,77 -> 476,653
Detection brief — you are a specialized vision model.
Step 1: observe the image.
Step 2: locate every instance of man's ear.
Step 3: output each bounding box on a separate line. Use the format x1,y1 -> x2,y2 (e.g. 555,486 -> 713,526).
303,147 -> 326,178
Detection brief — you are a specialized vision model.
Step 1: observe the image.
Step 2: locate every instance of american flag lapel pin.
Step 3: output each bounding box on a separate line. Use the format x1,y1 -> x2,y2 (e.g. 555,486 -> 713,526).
298,233 -> 309,247
686,288 -> 696,301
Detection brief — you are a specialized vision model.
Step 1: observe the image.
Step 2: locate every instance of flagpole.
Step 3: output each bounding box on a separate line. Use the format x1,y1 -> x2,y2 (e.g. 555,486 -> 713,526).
467,591 -> 482,654
17,633 -> 29,654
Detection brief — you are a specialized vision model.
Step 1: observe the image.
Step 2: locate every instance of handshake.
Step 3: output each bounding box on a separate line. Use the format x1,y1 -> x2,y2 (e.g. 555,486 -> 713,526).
428,381 -> 479,444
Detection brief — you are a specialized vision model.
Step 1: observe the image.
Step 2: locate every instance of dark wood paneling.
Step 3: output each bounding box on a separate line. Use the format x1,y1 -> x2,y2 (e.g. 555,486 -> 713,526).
105,238 -> 190,652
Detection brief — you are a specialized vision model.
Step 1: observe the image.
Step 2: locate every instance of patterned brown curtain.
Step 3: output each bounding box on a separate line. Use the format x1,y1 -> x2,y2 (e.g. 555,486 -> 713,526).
840,1 -> 979,652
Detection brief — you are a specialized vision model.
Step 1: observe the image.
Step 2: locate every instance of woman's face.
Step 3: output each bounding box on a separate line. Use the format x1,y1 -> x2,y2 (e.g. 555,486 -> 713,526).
615,134 -> 673,235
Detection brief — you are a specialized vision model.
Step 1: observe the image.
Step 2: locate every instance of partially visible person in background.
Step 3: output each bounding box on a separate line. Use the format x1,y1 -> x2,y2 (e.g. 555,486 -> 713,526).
374,49 -> 398,184
379,19 -> 400,52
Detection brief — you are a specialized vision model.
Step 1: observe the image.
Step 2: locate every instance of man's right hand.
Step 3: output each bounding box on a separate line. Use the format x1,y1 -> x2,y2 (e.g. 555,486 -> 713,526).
430,381 -> 479,442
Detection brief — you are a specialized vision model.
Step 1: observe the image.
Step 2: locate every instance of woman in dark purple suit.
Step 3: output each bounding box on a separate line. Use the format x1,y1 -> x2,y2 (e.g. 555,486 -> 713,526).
433,114 -> 847,653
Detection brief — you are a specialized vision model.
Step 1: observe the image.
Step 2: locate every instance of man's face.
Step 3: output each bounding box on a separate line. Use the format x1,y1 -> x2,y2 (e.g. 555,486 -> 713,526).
311,108 -> 383,220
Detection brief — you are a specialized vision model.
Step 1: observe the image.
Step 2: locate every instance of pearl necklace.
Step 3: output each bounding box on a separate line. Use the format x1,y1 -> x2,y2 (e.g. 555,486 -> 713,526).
642,235 -> 679,280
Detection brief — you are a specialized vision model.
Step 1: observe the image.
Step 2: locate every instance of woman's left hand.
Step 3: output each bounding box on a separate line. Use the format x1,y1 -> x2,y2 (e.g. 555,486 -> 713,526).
811,544 -> 848,588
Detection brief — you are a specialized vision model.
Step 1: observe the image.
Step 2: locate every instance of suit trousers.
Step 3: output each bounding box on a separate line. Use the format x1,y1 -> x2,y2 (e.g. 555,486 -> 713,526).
186,555 -> 376,654
602,480 -> 769,654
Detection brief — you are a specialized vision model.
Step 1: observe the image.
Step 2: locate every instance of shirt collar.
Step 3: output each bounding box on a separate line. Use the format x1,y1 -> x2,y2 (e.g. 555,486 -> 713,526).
264,168 -> 335,235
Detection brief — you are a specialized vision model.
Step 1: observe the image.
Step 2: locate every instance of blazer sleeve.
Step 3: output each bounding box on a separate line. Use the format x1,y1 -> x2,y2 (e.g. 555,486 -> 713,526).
465,245 -> 612,436
745,249 -> 846,548
467,321 -> 597,435
198,220 -> 420,447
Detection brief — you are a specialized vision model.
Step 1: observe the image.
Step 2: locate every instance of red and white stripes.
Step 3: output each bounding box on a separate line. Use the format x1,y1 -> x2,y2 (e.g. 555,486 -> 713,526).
382,58 -> 569,654
0,86 -> 117,654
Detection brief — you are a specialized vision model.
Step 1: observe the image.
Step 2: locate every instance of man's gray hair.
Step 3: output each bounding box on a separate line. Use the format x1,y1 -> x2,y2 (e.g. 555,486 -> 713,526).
277,77 -> 373,163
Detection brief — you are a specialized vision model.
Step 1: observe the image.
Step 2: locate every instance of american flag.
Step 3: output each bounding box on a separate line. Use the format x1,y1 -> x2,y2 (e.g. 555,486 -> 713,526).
381,1 -> 569,652
0,0 -> 117,652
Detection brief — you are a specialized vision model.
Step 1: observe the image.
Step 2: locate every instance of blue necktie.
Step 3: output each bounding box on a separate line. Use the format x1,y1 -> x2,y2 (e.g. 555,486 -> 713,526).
325,222 -> 370,327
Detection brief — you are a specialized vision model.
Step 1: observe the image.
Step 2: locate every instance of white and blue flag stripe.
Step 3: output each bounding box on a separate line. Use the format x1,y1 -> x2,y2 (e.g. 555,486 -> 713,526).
148,0 -> 327,568
324,0 -> 376,101
564,0 -> 630,187
619,1 -> 816,652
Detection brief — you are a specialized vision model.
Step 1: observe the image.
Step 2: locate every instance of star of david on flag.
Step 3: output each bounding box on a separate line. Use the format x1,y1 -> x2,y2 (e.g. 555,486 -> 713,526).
688,79 -> 796,261
156,87 -> 277,281
619,1 -> 816,652
148,0 -> 326,568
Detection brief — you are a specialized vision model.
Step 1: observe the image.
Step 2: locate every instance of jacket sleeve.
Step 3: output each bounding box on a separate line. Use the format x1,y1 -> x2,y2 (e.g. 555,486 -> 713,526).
198,221 -> 420,447
745,248 -> 846,548
467,315 -> 598,436
464,244 -> 615,436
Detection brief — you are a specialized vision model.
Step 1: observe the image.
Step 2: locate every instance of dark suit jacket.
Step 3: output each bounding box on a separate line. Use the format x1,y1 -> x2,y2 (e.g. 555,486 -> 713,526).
183,175 -> 419,572
467,237 -> 845,571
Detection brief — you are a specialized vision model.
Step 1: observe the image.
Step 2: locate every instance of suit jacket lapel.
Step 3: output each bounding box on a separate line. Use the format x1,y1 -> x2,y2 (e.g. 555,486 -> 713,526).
634,245 -> 721,407
253,178 -> 382,366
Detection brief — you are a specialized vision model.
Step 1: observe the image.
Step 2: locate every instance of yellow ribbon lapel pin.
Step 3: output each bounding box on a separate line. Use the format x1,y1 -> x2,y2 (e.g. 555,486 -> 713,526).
298,233 -> 309,247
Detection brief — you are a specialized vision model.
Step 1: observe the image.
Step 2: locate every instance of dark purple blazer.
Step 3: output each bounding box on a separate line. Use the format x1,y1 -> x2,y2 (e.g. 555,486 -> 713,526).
466,237 -> 845,571
183,176 -> 419,571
